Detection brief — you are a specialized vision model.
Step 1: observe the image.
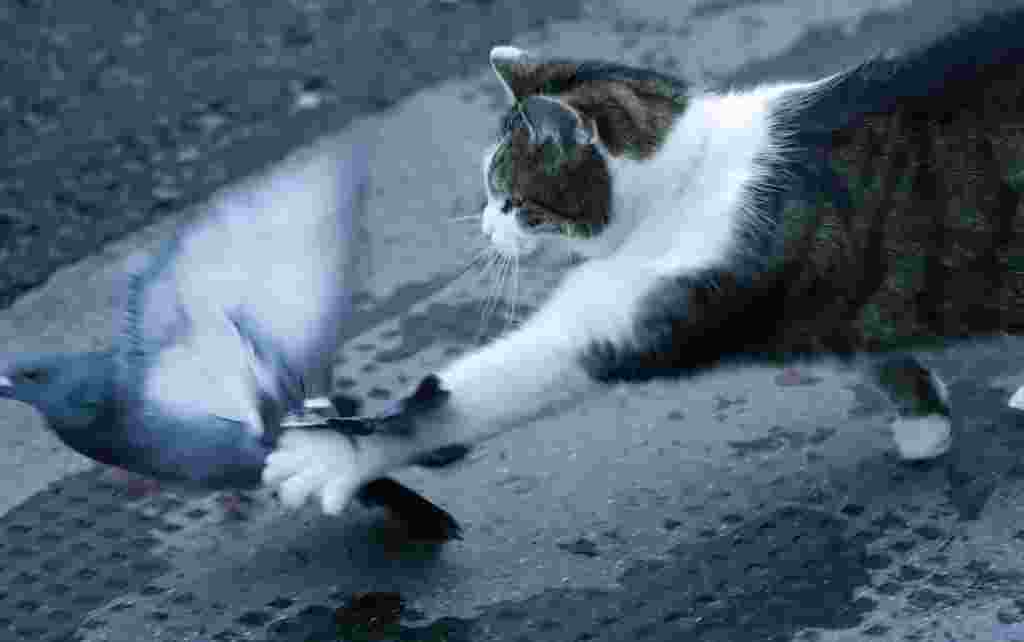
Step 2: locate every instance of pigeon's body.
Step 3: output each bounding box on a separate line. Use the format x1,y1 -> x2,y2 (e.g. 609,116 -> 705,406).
0,138 -> 461,539
0,347 -> 272,490
2,139 -> 355,486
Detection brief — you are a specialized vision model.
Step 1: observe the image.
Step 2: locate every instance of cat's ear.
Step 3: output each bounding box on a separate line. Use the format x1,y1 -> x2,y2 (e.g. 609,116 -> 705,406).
491,46 -> 534,101
519,95 -> 596,147
490,46 -> 578,102
563,78 -> 688,160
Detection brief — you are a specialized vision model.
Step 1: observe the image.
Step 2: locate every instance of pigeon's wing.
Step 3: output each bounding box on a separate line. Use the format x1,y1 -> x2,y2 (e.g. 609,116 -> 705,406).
121,137 -> 368,436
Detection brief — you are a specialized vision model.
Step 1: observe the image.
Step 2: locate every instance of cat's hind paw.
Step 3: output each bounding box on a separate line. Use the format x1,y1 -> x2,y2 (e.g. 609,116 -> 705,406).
890,414 -> 952,460
263,429 -> 362,515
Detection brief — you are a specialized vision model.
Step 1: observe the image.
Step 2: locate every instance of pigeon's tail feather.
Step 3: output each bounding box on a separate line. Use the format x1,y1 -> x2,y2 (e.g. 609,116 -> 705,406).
356,477 -> 462,541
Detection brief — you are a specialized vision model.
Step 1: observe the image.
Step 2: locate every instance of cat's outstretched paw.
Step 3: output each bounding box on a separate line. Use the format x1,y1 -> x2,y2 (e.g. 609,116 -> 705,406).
890,414 -> 952,460
263,429 -> 362,515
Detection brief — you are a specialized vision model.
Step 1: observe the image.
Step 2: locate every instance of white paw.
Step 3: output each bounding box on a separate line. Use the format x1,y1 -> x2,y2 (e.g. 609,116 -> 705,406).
262,429 -> 362,515
1008,385 -> 1024,411
890,414 -> 952,460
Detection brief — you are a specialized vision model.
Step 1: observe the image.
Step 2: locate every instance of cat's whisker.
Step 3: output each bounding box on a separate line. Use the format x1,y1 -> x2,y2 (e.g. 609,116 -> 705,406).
476,248 -> 501,292
446,214 -> 483,223
485,253 -> 514,342
509,252 -> 521,328
468,249 -> 491,288
450,246 -> 492,284
483,254 -> 511,341
469,245 -> 496,271
498,253 -> 515,331
475,250 -> 503,343
500,252 -> 514,316
460,245 -> 496,289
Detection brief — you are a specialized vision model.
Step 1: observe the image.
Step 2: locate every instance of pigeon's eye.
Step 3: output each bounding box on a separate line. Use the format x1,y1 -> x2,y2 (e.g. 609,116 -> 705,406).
19,370 -> 47,384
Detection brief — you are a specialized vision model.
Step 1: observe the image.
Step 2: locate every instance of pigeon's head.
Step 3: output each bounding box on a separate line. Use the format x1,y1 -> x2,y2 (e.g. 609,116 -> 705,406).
0,351 -> 113,435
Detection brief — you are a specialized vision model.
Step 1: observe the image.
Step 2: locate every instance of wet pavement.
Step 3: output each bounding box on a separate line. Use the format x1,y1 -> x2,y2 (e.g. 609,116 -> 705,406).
5,1 -> 1024,641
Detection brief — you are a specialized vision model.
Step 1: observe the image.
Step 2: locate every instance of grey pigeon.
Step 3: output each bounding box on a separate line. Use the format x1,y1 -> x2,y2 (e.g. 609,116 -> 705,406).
0,138 -> 461,540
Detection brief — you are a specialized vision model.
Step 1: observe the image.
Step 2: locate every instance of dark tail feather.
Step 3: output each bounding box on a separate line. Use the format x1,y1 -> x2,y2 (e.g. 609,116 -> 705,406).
356,477 -> 462,541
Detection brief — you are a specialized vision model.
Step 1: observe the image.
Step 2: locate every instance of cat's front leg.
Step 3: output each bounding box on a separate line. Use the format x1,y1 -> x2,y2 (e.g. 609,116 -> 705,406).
263,259 -> 639,515
262,375 -> 457,515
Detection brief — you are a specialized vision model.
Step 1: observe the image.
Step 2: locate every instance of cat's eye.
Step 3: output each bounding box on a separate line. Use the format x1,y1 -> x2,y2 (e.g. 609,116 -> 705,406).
500,196 -> 552,228
518,209 -> 546,228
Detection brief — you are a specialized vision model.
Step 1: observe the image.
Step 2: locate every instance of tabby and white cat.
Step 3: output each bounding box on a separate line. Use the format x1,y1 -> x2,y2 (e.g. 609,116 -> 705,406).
264,9 -> 1024,520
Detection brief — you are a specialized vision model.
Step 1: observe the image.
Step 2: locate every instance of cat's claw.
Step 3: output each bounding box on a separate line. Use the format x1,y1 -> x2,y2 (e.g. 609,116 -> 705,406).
263,429 -> 363,515
327,374 -> 451,438
264,375 -> 454,515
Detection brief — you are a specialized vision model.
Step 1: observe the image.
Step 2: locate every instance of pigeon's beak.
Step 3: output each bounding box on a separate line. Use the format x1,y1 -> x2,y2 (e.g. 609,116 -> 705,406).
0,375 -> 13,398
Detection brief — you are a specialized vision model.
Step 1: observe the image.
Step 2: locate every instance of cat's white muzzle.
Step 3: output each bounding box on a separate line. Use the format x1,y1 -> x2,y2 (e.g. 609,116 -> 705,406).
481,198 -> 539,258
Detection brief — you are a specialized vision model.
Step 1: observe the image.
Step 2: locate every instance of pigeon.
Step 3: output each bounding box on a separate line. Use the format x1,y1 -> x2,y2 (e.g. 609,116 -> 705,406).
0,137 -> 461,540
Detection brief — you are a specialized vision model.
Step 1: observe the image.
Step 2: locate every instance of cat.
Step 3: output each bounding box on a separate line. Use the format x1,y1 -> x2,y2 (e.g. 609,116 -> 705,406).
263,8 -> 1024,518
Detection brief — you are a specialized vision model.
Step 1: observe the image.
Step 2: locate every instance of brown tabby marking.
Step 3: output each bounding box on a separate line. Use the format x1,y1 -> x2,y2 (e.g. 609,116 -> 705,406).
494,55 -> 688,160
765,60 -> 1024,355
490,57 -> 579,100
561,78 -> 687,159
493,124 -> 611,230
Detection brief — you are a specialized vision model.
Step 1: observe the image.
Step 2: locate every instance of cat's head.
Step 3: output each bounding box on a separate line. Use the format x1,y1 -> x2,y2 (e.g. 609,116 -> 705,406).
480,46 -> 690,259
